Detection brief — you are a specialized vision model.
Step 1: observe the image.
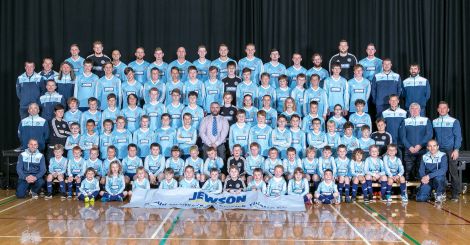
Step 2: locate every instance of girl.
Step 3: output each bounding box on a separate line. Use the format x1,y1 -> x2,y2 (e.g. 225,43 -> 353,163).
100,160 -> 128,202
288,167 -> 313,204
350,148 -> 368,203
329,104 -> 347,136
281,97 -> 297,126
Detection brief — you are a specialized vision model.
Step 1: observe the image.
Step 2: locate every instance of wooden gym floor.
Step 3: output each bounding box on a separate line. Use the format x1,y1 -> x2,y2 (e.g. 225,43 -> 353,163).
0,190 -> 468,244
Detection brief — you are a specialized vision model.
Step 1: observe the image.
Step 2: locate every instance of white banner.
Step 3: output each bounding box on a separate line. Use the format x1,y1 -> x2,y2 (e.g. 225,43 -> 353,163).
123,188 -> 306,211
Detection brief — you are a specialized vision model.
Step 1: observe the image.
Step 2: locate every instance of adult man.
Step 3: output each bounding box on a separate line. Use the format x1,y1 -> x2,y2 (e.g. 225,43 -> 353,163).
371,58 -> 401,118
381,94 -> 407,145
210,43 -> 236,80
402,63 -> 431,116
16,139 -> 46,199
328,40 -> 357,80
199,102 -> 229,159
65,44 -> 85,74
358,43 -> 383,81
166,47 -> 193,82
263,49 -> 286,88
416,140 -> 448,203
39,57 -> 58,92
399,103 -> 433,180
16,61 -> 42,119
18,103 -> 49,151
86,40 -> 111,77
433,101 -> 462,201
146,47 -> 168,83
286,53 -> 307,88
238,43 -> 264,85
128,47 -> 150,85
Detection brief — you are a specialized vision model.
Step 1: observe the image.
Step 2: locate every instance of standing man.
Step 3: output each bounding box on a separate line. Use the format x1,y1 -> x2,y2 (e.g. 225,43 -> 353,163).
39,57 -> 58,93
199,102 -> 229,159
433,101 -> 462,201
358,43 -> 383,81
263,48 -> 286,88
399,103 -> 433,180
211,43 -> 237,80
328,40 -> 357,80
16,61 -> 42,119
402,63 -> 431,116
166,47 -> 193,83
146,47 -> 168,83
87,40 -> 111,77
128,47 -> 150,85
286,53 -> 307,88
381,94 -> 407,145
16,139 -> 46,199
238,43 -> 264,85
371,58 -> 401,118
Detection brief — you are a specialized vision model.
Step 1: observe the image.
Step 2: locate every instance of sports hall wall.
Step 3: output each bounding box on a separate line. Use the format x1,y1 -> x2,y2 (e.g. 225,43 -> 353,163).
0,0 -> 469,150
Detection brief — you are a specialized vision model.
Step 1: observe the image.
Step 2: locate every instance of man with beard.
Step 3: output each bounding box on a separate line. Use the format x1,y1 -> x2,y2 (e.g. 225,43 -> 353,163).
199,102 -> 229,159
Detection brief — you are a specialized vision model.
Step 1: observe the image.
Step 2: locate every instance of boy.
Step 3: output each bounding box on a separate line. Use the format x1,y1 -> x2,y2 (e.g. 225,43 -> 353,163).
65,44 -> 84,73
74,59 -> 98,110
80,97 -> 101,133
181,92 -> 205,129
229,109 -> 251,154
99,119 -> 114,160
318,146 -> 337,180
350,148 -> 368,202
133,115 -> 156,158
275,75 -> 291,113
166,89 -> 185,129
64,97 -> 82,125
303,74 -> 328,118
307,118 -> 328,155
79,119 -> 99,160
179,165 -> 200,188
165,146 -> 185,178
67,146 -> 86,198
224,166 -> 246,193
258,73 -> 276,109
120,94 -> 144,133
339,122 -> 359,157
48,104 -> 70,158
227,144 -> 246,181
65,122 -> 81,159
176,113 -> 197,158
238,43 -> 264,85
329,104 -> 347,136
78,167 -> 100,204
349,99 -> 372,138
121,67 -> 144,108
40,80 -> 65,121
201,168 -> 223,194
220,92 -> 238,125
314,169 -> 340,204
263,148 -> 283,182
335,145 -> 351,202
290,73 -> 306,116
348,64 -> 371,113
101,93 -> 120,123
247,168 -> 267,193
271,115 -> 292,159
96,62 -> 122,109
325,120 -> 340,155
290,114 -> 307,158
204,66 -> 224,112
222,61 -> 241,106
146,47 -> 168,83
112,116 -> 133,159
286,53 -> 307,88
193,45 -> 211,82
364,145 -> 387,201
184,145 -> 204,182
371,118 -> 392,155
248,110 -> 272,157
144,143 -> 166,185
143,67 -> 166,104
358,125 -> 375,157
245,143 -> 265,182
302,101 -> 325,132
323,63 -> 349,116
383,144 -> 408,202
45,144 -> 68,199
242,95 -> 258,126
85,147 -> 103,181
302,146 -> 320,189
122,144 -> 143,183
283,147 -> 302,180
155,113 -> 177,158
183,66 -> 205,107
159,168 -> 178,190
287,167 -> 313,203
143,88 -> 167,131
265,165 -> 287,197
260,95 -> 278,128
165,67 -> 184,105
236,68 -> 259,108
202,147 -> 225,180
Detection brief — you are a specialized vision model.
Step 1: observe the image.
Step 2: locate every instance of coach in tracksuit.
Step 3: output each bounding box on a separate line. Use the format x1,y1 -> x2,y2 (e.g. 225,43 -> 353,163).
18,103 -> 49,151
16,61 -> 43,119
399,103 -> 433,180
401,64 -> 431,116
433,101 -> 462,201
371,58 -> 401,118
16,139 -> 46,199
416,139 -> 448,203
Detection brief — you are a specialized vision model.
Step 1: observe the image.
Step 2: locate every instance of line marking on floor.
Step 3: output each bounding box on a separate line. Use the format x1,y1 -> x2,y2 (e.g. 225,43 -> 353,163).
355,202 -> 409,244
330,204 -> 371,245
159,209 -> 183,245
151,208 -> 174,239
427,201 -> 470,224
0,199 -> 31,214
0,195 -> 15,202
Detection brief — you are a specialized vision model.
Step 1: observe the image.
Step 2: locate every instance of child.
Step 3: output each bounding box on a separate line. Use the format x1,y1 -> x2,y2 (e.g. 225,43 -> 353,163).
365,145 -> 387,201
283,147 -> 302,180
143,68 -> 166,104
67,146 -> 86,199
245,143 -> 265,183
224,166 -> 246,194
302,146 -> 320,190
203,66 -> 224,112
314,169 -> 340,204
156,113 -> 177,158
183,66 -> 205,107
275,75 -> 291,113
176,113 -> 197,159
236,68 -> 259,108
288,167 -> 313,204
258,73 -> 276,109
143,88 -> 166,131
64,97 -> 82,126
165,68 -> 184,106
179,165 -> 200,188
78,167 -> 100,204
122,144 -> 143,183
96,62 -> 122,110
335,145 -> 352,203
350,148 -> 369,202
227,144 -> 246,182
100,160 -> 128,202
349,99 -> 372,138
85,147 -> 103,181
265,165 -> 287,197
112,116 -> 133,160
184,145 -> 204,182
358,125 -> 375,157
220,92 -> 238,126
133,115 -> 156,158
348,64 -> 371,113
40,80 -> 65,121
121,94 -> 144,133
290,115 -> 307,158
302,101 -> 325,132
79,119 -> 99,160
271,115 -> 292,159
74,59 -> 99,110
307,118 -> 328,155
318,146 -> 337,180
263,147 -> 283,182
167,89 -> 185,129
247,168 -> 267,193
222,61 -> 240,105
45,144 -> 67,199
326,120 -> 340,155
229,109 -> 251,155
201,168 -> 223,194
202,147 -> 225,181
290,73 -> 306,116
303,74 -> 328,118
281,97 -> 297,124
144,143 -> 166,185
159,168 -> 178,190
65,122 -> 81,159
371,118 -> 392,156
383,144 -> 408,202
260,95 -> 278,128
329,104 -> 347,136
101,93 -> 120,123
323,63 -> 348,116
80,97 -> 101,133
165,146 -> 185,178
242,95 -> 258,126
181,91 -> 204,129
248,110 -> 272,157
101,146 -> 120,185
339,122 -> 359,158
99,119 -> 114,160
130,166 -> 151,197
121,68 -> 144,108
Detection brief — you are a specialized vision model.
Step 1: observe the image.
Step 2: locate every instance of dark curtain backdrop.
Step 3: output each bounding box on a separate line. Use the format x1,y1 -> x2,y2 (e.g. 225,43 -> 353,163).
0,0 -> 469,150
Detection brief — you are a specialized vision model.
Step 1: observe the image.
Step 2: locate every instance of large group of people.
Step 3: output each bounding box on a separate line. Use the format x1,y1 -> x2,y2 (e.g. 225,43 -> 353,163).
15,39 -> 462,205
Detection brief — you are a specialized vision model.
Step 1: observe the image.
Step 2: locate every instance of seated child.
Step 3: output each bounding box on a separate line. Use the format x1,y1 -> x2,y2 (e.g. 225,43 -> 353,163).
45,144 -> 67,199
283,147 -> 302,180
247,168 -> 267,193
245,142 -> 265,183
364,145 -> 387,201
350,149 -> 369,203
265,165 -> 287,197
288,167 -> 313,204
314,169 -> 340,204
144,143 -> 166,186
100,160 -> 128,202
179,165 -> 200,189
159,167 -> 178,190
224,166 -> 246,194
129,166 -> 151,198
383,144 -> 408,202
201,168 -> 223,194
78,167 -> 100,204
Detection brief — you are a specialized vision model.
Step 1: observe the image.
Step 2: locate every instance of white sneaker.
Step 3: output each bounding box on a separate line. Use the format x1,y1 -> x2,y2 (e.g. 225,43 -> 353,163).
31,192 -> 39,199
